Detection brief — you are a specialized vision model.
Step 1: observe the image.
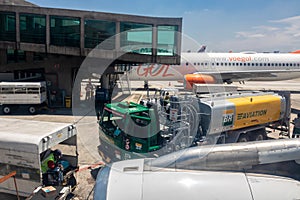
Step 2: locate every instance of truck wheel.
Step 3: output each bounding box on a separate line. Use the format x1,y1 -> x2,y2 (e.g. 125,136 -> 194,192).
253,131 -> 267,141
2,106 -> 11,114
28,106 -> 36,114
237,134 -> 249,143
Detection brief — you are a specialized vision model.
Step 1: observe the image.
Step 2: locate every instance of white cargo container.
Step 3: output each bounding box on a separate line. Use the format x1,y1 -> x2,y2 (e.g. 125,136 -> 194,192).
0,81 -> 47,114
192,83 -> 238,94
0,118 -> 78,198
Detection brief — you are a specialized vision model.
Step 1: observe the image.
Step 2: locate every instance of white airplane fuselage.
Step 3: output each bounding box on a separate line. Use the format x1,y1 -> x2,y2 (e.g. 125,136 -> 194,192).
127,52 -> 300,82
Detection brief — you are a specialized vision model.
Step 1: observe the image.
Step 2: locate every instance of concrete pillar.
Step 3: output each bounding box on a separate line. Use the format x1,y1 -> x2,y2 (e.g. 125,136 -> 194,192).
100,74 -> 109,90
80,17 -> 85,55
152,25 -> 158,63
15,12 -> 20,49
25,51 -> 34,62
0,49 -> 7,65
46,15 -> 50,52
115,21 -> 120,50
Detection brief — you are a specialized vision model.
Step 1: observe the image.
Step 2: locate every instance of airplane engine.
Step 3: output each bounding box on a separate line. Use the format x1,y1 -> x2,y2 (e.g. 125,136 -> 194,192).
184,74 -> 216,89
94,139 -> 300,200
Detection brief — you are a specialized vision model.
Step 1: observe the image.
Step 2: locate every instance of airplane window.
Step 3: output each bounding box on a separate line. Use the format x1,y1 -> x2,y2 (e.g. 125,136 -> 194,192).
194,63 -> 196,66
252,63 -> 255,66
247,63 -> 250,66
286,63 -> 289,66
224,63 -> 227,66
244,63 -> 247,66
212,63 -> 215,66
290,63 -> 293,66
275,63 -> 278,67
186,62 -> 189,66
240,63 -> 243,66
271,63 -> 274,66
283,63 -> 285,66
220,63 -> 223,66
260,63 -> 262,66
297,64 -> 300,67
294,63 -> 296,66
216,63 -> 219,66
256,63 -> 258,66
279,63 -> 282,66
232,63 -> 235,66
228,63 -> 231,66
264,63 -> 266,66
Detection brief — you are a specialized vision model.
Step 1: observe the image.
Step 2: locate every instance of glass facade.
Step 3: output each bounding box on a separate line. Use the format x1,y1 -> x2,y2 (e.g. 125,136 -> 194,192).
84,19 -> 116,49
7,49 -> 26,63
0,9 -> 181,62
50,16 -> 80,47
0,12 -> 16,42
120,22 -> 152,55
157,25 -> 178,56
20,14 -> 46,44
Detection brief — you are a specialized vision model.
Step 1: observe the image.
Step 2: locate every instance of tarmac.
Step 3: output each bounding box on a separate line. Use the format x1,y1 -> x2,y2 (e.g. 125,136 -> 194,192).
0,79 -> 300,199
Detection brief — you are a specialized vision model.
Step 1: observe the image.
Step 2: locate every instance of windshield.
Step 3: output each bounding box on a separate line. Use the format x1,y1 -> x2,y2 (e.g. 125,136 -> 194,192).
100,108 -> 125,135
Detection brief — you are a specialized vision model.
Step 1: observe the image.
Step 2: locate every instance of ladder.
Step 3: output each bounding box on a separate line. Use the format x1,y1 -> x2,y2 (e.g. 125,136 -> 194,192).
118,72 -> 131,95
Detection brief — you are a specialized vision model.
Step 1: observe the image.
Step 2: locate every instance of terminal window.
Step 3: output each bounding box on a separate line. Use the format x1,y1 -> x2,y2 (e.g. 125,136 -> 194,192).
120,22 -> 153,55
20,14 -> 46,44
50,16 -> 80,47
84,19 -> 116,49
157,25 -> 178,56
7,49 -> 26,63
0,12 -> 16,42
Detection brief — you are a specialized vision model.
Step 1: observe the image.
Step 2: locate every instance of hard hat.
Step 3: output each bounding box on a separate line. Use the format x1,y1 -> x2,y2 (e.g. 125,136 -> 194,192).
47,160 -> 55,169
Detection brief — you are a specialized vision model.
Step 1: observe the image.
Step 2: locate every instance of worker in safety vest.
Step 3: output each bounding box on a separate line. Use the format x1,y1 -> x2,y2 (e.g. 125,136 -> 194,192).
41,149 -> 62,173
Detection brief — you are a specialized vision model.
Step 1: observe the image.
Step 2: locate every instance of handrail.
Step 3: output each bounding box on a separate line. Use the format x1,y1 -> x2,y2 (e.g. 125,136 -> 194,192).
0,171 -> 20,200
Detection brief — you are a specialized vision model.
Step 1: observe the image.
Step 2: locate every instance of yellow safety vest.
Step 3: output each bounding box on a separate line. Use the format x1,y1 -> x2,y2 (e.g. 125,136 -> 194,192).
41,153 -> 55,173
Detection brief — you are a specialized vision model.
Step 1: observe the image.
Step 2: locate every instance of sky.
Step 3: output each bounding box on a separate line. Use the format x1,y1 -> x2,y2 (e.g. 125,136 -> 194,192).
28,0 -> 300,53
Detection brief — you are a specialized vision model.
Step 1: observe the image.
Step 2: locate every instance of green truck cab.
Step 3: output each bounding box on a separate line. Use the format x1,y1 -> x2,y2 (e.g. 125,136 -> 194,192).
98,101 -> 165,162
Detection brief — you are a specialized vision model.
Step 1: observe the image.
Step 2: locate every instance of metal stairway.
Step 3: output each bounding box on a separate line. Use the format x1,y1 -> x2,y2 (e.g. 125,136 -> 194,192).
118,71 -> 131,95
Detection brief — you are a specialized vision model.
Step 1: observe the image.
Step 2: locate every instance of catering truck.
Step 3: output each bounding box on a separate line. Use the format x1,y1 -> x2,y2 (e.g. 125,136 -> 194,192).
0,81 -> 47,114
97,90 -> 291,162
0,118 -> 78,198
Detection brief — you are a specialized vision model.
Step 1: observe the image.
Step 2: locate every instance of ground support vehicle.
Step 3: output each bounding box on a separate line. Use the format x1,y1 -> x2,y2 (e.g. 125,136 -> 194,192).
97,90 -> 291,162
0,118 -> 78,198
0,81 -> 47,114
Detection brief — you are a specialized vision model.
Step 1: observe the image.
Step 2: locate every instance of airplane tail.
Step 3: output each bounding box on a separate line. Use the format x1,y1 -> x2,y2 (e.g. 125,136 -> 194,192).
197,45 -> 206,53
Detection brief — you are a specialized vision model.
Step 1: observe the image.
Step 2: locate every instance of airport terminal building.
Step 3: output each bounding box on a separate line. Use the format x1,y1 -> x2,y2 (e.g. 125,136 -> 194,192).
0,0 -> 182,107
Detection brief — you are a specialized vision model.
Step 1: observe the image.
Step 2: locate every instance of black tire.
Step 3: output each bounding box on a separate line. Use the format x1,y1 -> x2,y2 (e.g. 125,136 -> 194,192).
251,129 -> 267,141
28,106 -> 36,114
237,134 -> 249,143
253,132 -> 266,141
2,106 -> 11,114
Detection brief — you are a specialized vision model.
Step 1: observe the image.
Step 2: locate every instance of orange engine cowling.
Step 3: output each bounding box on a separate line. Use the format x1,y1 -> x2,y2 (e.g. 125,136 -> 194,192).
184,74 -> 216,90
290,50 -> 300,54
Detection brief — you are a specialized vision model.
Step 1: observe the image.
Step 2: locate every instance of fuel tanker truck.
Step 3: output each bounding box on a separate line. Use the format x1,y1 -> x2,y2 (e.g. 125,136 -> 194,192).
97,90 -> 291,162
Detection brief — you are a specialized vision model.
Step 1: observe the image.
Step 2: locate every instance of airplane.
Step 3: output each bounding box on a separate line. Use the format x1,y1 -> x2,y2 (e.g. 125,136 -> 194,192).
94,138 -> 300,200
125,50 -> 300,86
